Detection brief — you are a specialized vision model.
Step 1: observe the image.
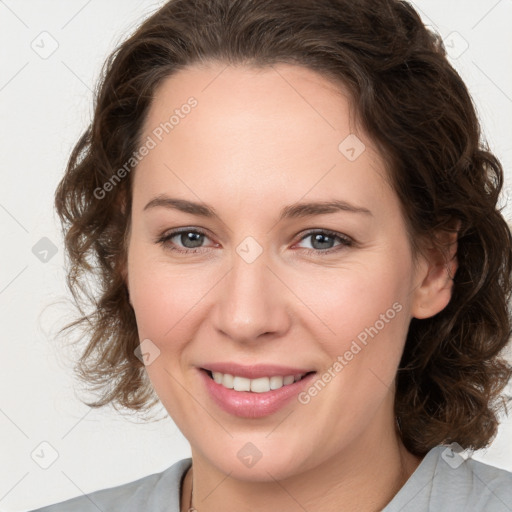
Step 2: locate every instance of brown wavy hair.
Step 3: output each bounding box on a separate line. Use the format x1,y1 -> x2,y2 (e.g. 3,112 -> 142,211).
54,0 -> 512,456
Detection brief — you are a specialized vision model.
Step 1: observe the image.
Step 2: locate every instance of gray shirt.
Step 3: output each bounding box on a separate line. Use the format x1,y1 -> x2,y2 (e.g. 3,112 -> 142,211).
28,445 -> 512,511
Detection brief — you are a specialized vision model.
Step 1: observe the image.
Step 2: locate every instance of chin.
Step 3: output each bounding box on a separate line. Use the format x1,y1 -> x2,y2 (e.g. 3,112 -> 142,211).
194,440 -> 321,483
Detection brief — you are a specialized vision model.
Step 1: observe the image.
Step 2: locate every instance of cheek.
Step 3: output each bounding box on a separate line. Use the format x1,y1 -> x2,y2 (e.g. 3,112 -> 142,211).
308,261 -> 411,351
303,252 -> 413,405
126,246 -> 211,420
127,241 -> 217,341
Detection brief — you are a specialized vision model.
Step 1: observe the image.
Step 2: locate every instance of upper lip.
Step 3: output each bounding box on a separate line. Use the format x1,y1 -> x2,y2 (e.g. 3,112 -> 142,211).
200,362 -> 316,379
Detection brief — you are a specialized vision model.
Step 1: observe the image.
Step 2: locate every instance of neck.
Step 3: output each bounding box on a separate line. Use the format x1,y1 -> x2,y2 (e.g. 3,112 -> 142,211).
181,431 -> 422,512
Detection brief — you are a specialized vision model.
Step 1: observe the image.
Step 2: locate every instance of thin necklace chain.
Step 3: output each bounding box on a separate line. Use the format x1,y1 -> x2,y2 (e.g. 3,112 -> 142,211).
188,466 -> 194,511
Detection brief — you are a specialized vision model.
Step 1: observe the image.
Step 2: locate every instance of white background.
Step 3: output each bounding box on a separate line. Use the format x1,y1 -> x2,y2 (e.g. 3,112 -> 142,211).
0,1 -> 511,511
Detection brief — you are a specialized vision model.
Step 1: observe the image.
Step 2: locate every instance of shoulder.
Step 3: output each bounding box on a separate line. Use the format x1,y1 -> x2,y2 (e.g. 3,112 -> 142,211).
449,451 -> 512,510
27,458 -> 192,512
385,445 -> 512,512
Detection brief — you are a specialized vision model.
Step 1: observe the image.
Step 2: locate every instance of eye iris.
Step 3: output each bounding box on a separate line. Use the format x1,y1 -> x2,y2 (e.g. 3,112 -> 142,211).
312,233 -> 334,250
171,231 -> 341,251
181,232 -> 203,248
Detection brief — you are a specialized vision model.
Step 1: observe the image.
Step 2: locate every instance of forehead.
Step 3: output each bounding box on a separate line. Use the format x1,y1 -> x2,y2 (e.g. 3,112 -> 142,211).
143,62 -> 360,155
133,62 -> 392,216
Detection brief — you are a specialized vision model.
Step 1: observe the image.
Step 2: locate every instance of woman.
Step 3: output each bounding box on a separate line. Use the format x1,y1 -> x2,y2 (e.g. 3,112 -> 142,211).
30,0 -> 512,510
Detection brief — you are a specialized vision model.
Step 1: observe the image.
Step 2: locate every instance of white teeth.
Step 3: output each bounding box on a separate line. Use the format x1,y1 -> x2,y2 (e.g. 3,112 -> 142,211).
269,376 -> 283,390
221,373 -> 234,389
283,375 -> 295,385
250,377 -> 270,393
210,371 -> 307,392
233,376 -> 251,392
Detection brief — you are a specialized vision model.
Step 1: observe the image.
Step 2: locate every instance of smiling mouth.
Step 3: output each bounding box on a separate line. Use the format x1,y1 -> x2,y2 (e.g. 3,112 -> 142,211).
202,369 -> 316,393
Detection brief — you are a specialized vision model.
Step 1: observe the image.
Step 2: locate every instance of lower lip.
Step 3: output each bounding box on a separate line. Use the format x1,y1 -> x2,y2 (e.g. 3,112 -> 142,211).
199,369 -> 316,418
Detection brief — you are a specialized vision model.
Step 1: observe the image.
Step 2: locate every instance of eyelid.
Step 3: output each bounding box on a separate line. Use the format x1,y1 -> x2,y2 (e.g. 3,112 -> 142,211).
295,228 -> 352,245
293,228 -> 353,254
155,227 -> 216,250
155,227 -> 354,255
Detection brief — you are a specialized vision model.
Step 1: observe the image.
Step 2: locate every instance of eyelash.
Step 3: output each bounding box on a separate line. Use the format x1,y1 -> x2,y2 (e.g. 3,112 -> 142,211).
155,227 -> 354,256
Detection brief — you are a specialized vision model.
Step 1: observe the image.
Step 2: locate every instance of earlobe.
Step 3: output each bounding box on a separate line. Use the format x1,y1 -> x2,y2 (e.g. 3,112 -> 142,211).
410,225 -> 459,320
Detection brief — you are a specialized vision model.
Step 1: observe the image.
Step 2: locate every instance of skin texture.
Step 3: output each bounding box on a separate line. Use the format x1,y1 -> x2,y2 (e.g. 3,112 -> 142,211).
125,62 -> 458,512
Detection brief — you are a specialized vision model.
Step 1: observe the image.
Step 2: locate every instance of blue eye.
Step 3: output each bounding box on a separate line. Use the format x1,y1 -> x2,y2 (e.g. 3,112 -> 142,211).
156,228 -> 213,253
155,228 -> 353,255
296,230 -> 353,255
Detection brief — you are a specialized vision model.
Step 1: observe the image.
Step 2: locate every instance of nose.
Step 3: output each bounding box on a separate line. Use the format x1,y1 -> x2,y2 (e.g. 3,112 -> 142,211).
212,247 -> 291,343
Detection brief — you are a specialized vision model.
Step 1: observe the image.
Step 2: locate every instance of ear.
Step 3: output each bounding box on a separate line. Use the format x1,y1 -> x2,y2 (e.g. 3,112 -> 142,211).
410,221 -> 460,320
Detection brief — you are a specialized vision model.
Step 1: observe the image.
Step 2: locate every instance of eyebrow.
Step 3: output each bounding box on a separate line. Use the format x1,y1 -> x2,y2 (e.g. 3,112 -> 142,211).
143,195 -> 373,220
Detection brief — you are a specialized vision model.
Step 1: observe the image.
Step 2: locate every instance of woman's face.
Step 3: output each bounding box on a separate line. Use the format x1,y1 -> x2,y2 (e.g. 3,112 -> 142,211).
126,62 -> 443,480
